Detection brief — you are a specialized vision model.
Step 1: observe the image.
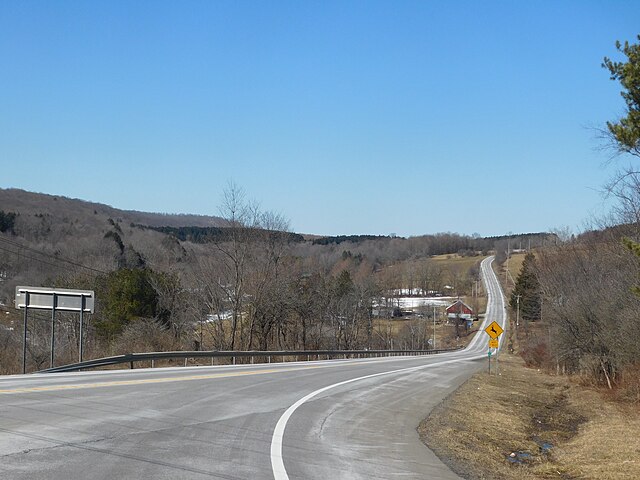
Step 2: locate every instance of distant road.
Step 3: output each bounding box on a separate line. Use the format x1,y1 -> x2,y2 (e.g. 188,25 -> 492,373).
0,257 -> 506,480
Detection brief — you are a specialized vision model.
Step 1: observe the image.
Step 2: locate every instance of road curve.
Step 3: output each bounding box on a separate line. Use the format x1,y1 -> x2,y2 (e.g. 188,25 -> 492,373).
0,256 -> 506,480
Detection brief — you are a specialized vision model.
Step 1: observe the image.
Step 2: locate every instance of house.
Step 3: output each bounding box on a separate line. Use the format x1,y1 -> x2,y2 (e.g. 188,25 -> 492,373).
446,300 -> 474,320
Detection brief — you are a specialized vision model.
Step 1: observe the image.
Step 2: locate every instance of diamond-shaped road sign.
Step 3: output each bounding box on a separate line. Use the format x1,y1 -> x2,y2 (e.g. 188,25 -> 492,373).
484,321 -> 504,339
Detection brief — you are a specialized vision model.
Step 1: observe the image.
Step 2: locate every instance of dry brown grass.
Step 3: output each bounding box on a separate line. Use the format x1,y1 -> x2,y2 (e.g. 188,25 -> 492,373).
419,353 -> 640,479
380,253 -> 484,294
506,252 -> 526,282
556,395 -> 640,479
428,253 -> 485,276
493,252 -> 526,297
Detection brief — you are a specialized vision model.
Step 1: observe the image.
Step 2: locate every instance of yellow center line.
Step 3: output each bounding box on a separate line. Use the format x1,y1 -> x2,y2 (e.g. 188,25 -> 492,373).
0,364 -> 328,395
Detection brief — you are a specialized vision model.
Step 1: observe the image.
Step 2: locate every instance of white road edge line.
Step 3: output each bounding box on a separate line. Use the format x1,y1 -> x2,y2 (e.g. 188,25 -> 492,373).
271,255 -> 506,479
270,355 -> 482,480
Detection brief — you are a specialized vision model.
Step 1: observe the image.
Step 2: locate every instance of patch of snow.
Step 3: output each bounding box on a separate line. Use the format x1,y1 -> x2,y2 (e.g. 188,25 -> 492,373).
377,296 -> 457,309
206,311 -> 233,322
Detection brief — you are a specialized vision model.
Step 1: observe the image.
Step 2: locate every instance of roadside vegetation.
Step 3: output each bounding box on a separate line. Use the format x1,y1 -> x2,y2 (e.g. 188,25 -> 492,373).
420,354 -> 640,480
420,35 -> 640,479
419,241 -> 640,479
510,34 -> 640,399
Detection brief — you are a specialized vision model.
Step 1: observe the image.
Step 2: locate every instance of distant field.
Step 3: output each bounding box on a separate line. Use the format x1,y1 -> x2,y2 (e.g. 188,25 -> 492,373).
373,253 -> 491,350
505,252 -> 526,286
381,253 -> 485,295
492,252 -> 527,297
428,253 -> 485,268
427,253 -> 484,278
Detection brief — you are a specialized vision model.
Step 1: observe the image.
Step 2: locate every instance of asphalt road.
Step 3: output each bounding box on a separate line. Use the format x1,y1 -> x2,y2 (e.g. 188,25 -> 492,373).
0,256 -> 506,480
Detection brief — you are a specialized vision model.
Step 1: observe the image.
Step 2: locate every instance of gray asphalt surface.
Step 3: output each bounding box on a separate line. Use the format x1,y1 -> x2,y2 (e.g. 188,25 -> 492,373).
0,256 -> 506,480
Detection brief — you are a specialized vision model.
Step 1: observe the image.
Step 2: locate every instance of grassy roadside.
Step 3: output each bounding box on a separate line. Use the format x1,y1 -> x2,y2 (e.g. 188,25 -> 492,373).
418,341 -> 640,479
417,253 -> 640,479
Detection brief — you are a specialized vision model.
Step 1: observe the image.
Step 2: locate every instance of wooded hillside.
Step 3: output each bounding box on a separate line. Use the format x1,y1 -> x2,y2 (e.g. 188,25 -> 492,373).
0,187 -> 553,374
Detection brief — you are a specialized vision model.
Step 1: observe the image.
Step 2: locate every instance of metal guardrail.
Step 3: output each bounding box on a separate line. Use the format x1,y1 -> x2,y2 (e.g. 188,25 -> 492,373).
38,347 -> 464,373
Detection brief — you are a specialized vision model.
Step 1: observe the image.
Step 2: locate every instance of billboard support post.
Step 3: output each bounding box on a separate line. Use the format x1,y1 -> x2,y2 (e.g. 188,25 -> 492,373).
22,292 -> 29,374
15,287 -> 94,374
79,295 -> 85,363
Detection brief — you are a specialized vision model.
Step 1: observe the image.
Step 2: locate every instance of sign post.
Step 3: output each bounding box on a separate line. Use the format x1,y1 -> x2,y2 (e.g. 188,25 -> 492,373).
15,287 -> 94,373
484,321 -> 504,375
484,320 -> 504,339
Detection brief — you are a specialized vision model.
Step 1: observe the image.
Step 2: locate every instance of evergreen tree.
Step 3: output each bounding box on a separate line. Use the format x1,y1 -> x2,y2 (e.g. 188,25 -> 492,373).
94,268 -> 164,338
510,252 -> 541,322
602,35 -> 640,158
0,210 -> 17,233
604,37 -> 640,289
335,270 -> 354,298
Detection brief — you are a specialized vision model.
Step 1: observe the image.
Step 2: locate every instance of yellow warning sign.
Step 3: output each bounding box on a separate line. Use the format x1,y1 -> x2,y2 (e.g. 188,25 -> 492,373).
485,321 -> 504,339
489,339 -> 499,348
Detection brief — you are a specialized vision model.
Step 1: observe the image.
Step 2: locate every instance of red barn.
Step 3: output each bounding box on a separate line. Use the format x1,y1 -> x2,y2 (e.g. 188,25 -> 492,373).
446,300 -> 474,320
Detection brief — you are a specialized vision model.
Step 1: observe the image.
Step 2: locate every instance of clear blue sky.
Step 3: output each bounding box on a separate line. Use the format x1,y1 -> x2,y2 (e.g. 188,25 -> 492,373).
1,1 -> 638,237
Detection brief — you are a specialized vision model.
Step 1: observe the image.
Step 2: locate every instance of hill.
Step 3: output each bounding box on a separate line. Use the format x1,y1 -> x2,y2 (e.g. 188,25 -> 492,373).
0,188 -> 224,303
0,187 -> 556,308
0,187 -> 563,374
0,188 -> 224,228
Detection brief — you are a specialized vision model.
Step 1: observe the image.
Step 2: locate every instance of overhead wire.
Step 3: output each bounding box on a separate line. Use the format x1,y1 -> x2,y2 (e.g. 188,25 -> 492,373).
0,235 -> 107,275
0,244 -> 64,270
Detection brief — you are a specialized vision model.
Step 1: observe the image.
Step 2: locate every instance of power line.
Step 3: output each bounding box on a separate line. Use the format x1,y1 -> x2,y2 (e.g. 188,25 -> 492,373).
0,245 -> 64,270
0,236 -> 107,274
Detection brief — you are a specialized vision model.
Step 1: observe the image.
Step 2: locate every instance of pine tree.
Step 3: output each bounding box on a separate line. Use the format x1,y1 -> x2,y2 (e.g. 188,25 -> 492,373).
604,37 -> 640,294
510,252 -> 541,322
602,35 -> 640,158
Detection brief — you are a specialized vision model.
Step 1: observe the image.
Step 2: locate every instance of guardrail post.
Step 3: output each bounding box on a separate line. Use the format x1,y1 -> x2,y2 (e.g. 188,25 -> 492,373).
151,359 -> 155,368
232,356 -> 236,365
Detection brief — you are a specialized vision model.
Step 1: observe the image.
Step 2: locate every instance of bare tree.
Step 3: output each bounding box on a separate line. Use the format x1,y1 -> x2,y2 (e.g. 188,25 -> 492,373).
213,182 -> 259,350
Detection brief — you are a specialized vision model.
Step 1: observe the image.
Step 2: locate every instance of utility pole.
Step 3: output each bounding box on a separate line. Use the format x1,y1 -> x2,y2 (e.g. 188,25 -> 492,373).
433,304 -> 436,349
505,238 -> 510,285
455,297 -> 460,339
200,316 -> 204,350
368,302 -> 373,350
515,294 -> 521,328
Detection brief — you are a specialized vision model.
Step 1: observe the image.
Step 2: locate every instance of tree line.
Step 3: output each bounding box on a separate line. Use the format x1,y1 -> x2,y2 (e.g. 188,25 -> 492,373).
0,182 -> 490,373
506,35 -> 640,400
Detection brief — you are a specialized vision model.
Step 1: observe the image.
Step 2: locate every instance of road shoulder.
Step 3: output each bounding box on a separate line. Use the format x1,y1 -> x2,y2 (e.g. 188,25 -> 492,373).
418,353 -> 640,479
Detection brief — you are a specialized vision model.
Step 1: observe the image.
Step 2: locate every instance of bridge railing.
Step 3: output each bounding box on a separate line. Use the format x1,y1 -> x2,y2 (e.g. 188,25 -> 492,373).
38,347 -> 463,373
